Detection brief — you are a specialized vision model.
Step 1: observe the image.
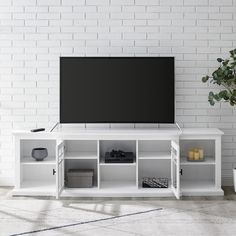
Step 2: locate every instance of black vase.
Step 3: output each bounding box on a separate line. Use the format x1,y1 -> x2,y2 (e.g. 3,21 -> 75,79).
31,148 -> 48,161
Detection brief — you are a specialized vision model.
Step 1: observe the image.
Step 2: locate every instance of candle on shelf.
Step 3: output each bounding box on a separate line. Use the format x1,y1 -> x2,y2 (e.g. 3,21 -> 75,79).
199,149 -> 204,160
194,150 -> 200,160
188,150 -> 194,161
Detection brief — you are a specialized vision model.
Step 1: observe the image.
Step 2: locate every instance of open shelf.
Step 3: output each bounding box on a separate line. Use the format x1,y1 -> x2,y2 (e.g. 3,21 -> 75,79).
64,151 -> 97,160
180,139 -> 215,163
99,140 -> 136,167
21,156 -> 56,165
64,159 -> 98,188
138,140 -> 171,160
139,159 -> 171,185
20,139 -> 56,163
180,156 -> 215,165
139,151 -> 171,160
100,164 -> 136,189
64,140 -> 97,159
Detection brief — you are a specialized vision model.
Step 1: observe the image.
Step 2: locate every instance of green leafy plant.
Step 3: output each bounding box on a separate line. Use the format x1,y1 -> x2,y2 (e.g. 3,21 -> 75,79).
202,48 -> 236,106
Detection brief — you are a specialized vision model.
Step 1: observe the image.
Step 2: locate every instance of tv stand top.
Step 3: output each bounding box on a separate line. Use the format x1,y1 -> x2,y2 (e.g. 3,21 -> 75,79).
13,125 -> 223,140
53,126 -> 182,140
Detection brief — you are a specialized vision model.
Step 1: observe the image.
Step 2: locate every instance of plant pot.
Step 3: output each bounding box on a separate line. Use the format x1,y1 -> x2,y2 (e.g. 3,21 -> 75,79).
234,168 -> 236,192
31,148 -> 48,161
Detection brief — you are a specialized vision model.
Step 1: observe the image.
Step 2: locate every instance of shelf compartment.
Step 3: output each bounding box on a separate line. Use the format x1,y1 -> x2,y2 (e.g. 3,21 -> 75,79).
21,156 -> 56,165
20,139 -> 56,162
64,140 -> 97,159
64,159 -> 98,188
180,156 -> 215,165
139,151 -> 171,160
138,159 -> 171,187
100,165 -> 136,186
180,139 -> 215,162
99,140 -> 136,162
64,151 -> 97,160
138,140 -> 171,160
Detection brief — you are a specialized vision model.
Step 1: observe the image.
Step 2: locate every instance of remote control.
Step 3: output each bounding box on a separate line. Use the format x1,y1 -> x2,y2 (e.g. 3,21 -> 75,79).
31,128 -> 45,132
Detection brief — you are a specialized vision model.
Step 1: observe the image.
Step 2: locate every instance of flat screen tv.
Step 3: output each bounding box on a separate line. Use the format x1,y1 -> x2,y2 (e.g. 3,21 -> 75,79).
60,57 -> 175,123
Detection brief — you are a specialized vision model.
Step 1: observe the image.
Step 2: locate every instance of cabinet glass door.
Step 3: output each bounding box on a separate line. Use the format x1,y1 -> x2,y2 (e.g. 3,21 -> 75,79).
171,140 -> 180,199
56,140 -> 64,199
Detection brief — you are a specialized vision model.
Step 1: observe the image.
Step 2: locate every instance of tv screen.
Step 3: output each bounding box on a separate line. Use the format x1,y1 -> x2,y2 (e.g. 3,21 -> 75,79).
60,57 -> 175,123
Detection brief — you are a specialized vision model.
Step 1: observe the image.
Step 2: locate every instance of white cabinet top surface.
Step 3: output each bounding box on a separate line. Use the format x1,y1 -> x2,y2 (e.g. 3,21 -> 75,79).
13,127 -> 181,139
13,127 -> 223,139
181,128 -> 224,136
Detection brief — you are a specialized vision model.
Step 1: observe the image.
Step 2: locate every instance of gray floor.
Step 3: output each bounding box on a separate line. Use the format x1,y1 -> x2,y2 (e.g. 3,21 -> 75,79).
0,187 -> 236,236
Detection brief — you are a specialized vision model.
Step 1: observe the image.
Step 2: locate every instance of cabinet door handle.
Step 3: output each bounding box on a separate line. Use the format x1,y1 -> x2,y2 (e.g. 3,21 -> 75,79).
53,169 -> 56,175
180,169 -> 183,175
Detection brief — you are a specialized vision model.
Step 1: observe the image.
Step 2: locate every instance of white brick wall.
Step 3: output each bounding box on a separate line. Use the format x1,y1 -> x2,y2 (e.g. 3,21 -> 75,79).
0,0 -> 236,186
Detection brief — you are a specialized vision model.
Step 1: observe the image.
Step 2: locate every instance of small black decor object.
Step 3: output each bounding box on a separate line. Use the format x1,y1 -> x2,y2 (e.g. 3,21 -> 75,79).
142,177 -> 168,188
105,150 -> 134,163
32,148 -> 48,161
30,128 -> 45,132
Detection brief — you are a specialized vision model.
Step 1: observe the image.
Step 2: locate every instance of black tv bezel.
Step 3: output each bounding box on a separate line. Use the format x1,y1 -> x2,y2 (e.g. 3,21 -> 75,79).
60,56 -> 175,124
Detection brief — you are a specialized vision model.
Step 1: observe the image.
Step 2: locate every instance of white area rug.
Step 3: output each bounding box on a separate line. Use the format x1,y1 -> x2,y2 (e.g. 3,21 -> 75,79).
1,198 -> 236,236
0,199 -> 162,236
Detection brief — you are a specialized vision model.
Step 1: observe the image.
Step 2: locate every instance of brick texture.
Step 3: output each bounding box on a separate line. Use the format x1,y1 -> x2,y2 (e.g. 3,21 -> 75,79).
0,0 -> 236,185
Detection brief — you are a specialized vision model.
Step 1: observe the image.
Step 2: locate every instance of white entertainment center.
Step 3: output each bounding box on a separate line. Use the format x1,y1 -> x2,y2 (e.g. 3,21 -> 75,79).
13,126 -> 224,199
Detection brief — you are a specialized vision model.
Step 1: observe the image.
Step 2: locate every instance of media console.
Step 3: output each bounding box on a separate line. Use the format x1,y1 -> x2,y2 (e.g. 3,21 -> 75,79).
13,127 -> 224,199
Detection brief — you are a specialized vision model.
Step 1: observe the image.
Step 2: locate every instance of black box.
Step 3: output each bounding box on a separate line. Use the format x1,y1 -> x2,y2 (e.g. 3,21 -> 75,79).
142,178 -> 168,188
105,151 -> 134,163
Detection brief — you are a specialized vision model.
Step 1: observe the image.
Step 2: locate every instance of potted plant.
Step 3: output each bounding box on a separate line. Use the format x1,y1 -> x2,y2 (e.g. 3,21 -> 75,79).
202,48 -> 236,192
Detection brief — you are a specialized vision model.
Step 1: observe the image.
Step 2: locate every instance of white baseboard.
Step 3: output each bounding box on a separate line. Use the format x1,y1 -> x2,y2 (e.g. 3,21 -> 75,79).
0,177 -> 14,187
